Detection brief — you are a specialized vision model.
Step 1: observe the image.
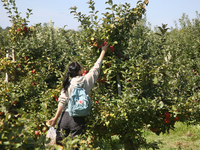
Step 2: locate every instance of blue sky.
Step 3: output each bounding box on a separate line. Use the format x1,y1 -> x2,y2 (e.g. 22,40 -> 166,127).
0,0 -> 200,30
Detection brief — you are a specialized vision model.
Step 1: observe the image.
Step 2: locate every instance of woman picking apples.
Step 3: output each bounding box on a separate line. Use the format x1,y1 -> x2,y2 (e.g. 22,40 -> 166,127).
48,43 -> 109,146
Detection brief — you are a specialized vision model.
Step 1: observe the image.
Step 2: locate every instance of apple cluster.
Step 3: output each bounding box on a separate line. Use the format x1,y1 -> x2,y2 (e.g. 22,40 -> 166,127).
16,26 -> 29,34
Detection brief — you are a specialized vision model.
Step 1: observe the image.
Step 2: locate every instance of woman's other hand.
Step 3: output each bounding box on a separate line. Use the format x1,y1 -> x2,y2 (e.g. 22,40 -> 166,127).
48,118 -> 57,127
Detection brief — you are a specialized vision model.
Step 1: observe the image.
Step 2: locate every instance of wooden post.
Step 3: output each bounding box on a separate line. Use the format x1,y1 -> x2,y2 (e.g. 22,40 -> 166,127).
12,49 -> 15,62
5,53 -> 9,82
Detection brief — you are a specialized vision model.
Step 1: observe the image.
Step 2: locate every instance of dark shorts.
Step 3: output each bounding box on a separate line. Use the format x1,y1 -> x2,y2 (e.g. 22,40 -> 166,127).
56,111 -> 86,145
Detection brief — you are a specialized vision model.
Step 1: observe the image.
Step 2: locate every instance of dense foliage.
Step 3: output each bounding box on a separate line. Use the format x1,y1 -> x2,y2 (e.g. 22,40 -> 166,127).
0,0 -> 200,149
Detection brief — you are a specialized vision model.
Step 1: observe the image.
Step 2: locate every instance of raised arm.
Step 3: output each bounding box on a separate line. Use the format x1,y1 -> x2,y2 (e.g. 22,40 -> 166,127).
99,43 -> 109,60
83,43 -> 109,92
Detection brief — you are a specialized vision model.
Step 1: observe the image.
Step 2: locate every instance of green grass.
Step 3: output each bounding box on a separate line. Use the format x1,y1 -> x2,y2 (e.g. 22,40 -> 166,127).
142,122 -> 200,150
50,122 -> 200,150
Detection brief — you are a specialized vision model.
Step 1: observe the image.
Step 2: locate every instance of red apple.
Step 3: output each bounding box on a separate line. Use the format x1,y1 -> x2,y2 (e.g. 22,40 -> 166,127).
97,78 -> 101,83
35,130 -> 39,135
164,112 -> 170,119
17,28 -> 23,32
24,56 -> 29,61
23,27 -> 28,33
174,116 -> 180,121
46,121 -> 51,127
95,101 -> 98,104
102,41 -> 107,46
110,46 -> 114,52
32,82 -> 36,86
82,70 -> 88,76
54,95 -> 58,101
32,70 -> 36,73
164,118 -> 170,124
95,43 -> 99,48
82,73 -> 87,76
13,101 -> 17,104
107,63 -> 111,66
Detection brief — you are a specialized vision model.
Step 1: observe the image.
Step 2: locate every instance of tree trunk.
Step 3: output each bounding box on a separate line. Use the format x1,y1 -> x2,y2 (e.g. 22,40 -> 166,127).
124,140 -> 138,150
5,53 -> 9,82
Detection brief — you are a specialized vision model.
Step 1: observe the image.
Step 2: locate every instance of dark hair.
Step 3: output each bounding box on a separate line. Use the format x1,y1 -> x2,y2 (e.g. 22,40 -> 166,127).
63,62 -> 82,92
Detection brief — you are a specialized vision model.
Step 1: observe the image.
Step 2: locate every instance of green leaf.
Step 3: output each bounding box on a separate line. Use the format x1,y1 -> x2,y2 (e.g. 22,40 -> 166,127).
18,125 -> 24,134
155,33 -> 161,36
3,141 -> 10,145
71,138 -> 80,145
105,7 -> 111,10
153,77 -> 158,84
15,143 -> 22,148
38,135 -> 46,144
27,8 -> 32,13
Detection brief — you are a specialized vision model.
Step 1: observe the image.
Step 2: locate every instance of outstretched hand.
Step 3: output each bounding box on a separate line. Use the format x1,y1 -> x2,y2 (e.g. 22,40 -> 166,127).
101,43 -> 109,52
99,42 -> 109,60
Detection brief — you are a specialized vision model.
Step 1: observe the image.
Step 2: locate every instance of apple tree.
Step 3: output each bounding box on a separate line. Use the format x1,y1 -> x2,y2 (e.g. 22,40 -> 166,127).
0,0 -> 80,149
68,0 -> 200,149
